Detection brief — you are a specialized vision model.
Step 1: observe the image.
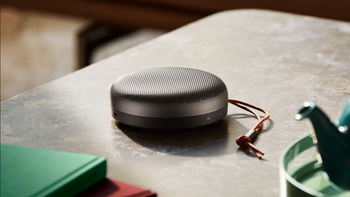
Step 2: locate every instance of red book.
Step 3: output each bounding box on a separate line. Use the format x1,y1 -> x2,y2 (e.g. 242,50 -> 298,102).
77,178 -> 157,197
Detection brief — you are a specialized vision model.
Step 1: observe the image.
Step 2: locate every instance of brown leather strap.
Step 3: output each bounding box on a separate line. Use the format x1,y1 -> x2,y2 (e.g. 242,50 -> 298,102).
228,99 -> 270,159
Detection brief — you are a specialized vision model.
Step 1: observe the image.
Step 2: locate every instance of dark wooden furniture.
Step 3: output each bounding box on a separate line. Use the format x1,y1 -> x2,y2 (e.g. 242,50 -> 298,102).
2,0 -> 350,30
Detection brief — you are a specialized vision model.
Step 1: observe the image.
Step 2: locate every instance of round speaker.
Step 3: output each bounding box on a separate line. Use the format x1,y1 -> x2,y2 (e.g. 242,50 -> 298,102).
110,67 -> 228,129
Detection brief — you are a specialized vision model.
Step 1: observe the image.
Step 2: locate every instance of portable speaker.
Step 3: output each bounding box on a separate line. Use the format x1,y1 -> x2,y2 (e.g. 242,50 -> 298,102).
110,67 -> 228,129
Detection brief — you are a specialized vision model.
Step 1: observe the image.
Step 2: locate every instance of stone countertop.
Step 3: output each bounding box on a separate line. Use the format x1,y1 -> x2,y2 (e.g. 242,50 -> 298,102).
1,9 -> 350,197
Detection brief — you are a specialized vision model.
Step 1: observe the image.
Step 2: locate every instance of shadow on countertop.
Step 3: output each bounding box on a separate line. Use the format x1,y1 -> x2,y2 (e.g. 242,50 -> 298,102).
114,117 -> 230,157
113,113 -> 273,157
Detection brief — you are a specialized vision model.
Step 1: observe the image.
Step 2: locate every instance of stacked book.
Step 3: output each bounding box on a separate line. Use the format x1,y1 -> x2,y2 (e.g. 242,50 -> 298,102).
1,144 -> 156,197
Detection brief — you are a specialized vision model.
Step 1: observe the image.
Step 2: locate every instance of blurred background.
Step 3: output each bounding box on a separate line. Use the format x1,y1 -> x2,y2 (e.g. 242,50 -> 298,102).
1,0 -> 350,101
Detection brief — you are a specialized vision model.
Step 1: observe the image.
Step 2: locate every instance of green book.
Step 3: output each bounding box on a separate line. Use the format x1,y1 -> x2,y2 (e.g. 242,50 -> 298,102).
1,144 -> 106,197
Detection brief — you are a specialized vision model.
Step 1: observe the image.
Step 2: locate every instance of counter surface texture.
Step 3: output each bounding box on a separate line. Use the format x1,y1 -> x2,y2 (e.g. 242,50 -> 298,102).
2,10 -> 350,197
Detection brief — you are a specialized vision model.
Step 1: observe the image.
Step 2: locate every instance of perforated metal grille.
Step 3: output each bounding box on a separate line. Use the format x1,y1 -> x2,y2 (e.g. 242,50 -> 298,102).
113,67 -> 227,104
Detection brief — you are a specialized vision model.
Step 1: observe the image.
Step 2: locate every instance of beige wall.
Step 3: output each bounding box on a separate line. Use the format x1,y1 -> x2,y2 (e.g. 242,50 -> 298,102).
1,7 -> 87,101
